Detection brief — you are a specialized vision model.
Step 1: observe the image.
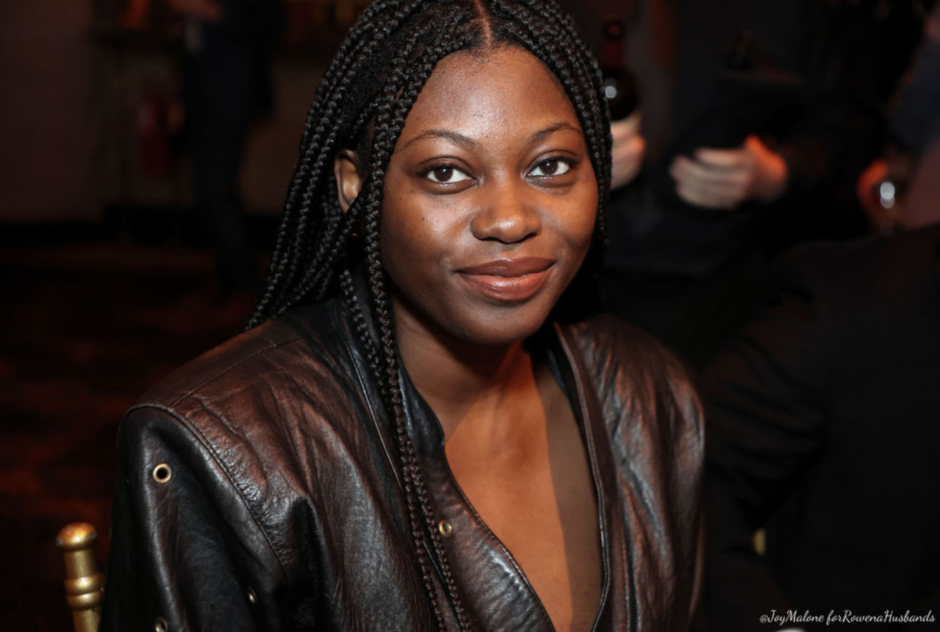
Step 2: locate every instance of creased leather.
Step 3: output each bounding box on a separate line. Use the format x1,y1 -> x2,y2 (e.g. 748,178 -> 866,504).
100,292 -> 704,632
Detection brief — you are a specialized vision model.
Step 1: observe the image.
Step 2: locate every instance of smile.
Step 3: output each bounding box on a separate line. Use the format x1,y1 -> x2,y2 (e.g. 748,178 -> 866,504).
457,257 -> 555,302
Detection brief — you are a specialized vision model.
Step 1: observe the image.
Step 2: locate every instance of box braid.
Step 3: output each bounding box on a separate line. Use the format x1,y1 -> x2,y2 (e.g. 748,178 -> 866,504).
249,1 -> 612,629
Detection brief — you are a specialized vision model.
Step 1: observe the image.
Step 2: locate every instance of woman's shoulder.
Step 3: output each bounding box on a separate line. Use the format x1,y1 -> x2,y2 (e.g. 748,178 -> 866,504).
563,313 -> 695,388
559,313 -> 703,437
143,300 -> 349,404
110,299 -> 381,590
122,298 -> 368,452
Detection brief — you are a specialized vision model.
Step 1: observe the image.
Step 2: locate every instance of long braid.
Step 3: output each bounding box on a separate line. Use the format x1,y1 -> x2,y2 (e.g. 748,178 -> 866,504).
365,29 -> 477,630
250,0 -> 435,328
285,18 -> 446,310
355,23 -> 476,626
250,1 -> 610,628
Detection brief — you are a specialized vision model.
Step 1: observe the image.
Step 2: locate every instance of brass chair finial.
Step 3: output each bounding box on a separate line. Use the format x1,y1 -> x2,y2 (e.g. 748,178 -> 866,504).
56,522 -> 104,632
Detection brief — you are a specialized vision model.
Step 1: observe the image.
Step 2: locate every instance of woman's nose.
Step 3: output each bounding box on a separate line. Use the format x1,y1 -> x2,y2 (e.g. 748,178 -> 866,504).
469,180 -> 542,244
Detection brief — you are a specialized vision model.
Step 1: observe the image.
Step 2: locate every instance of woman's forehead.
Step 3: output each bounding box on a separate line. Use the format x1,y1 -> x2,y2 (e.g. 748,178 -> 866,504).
396,46 -> 581,145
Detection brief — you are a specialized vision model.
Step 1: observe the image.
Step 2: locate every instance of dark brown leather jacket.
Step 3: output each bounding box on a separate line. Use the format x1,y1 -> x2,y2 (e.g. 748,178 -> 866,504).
100,297 -> 704,631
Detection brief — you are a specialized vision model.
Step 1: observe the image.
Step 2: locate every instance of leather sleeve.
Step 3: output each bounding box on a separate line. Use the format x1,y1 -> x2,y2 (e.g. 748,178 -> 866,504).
100,405 -> 286,631
702,249 -> 832,631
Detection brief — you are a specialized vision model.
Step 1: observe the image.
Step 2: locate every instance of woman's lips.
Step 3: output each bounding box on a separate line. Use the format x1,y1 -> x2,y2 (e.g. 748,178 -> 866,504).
458,257 -> 554,302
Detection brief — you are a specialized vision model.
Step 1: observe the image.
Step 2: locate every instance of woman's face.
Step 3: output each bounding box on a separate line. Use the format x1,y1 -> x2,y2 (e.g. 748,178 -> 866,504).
380,46 -> 598,347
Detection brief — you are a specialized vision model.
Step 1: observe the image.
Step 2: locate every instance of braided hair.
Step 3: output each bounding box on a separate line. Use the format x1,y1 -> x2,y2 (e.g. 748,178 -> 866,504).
249,1 -> 612,628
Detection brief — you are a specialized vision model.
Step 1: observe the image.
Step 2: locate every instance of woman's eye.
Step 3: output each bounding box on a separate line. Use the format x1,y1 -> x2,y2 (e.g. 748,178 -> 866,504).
529,159 -> 572,177
425,165 -> 472,184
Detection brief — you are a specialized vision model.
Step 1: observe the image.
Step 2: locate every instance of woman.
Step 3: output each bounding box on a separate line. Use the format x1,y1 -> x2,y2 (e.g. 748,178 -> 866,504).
101,0 -> 703,630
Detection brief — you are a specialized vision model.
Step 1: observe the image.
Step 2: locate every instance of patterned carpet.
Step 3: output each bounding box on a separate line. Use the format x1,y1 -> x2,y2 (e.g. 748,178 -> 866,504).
0,242 -> 256,630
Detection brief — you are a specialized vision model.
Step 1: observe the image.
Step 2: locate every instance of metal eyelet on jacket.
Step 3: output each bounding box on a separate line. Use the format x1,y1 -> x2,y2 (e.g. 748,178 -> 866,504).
154,616 -> 168,632
152,464 -> 172,484
438,520 -> 454,538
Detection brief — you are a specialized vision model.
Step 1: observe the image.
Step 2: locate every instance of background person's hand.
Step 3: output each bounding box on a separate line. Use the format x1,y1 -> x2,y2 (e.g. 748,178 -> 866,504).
669,135 -> 788,210
610,112 -> 646,190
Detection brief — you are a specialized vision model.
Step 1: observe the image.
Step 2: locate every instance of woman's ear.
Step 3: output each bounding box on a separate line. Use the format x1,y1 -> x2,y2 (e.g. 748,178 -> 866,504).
334,149 -> 363,214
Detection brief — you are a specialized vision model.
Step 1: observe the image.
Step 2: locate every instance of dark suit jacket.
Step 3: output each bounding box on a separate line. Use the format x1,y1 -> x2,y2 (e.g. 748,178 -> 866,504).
703,224 -> 940,631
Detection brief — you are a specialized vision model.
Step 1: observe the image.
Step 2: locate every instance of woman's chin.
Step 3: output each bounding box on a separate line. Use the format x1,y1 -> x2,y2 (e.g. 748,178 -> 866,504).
446,309 -> 553,348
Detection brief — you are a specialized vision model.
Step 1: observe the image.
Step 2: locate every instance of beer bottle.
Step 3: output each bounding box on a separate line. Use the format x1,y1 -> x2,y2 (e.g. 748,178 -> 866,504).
600,16 -> 639,120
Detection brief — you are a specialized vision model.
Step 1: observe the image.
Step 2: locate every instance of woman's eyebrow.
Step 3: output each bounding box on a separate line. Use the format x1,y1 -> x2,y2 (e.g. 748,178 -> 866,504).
402,121 -> 583,150
402,129 -> 476,150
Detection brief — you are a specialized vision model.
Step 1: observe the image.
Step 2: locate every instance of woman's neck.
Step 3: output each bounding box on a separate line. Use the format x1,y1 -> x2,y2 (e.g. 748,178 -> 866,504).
394,310 -> 542,441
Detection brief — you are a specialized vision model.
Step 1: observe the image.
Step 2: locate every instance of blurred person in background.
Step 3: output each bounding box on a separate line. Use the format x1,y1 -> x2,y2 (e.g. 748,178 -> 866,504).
821,0 -> 937,236
704,10 -> 940,628
702,223 -> 940,632
560,0 -> 851,369
172,0 -> 284,300
857,2 -> 940,235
